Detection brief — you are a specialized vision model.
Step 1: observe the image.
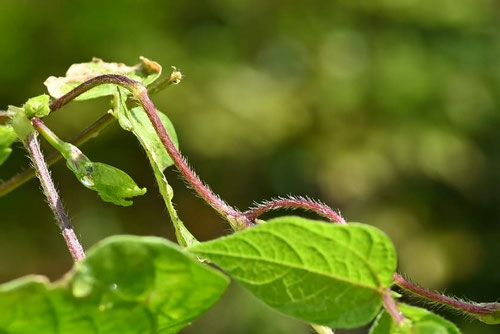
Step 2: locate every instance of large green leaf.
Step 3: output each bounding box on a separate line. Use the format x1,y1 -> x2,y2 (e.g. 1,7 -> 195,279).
369,304 -> 461,334
44,57 -> 162,100
188,216 -> 397,328
0,236 -> 229,334
111,89 -> 196,247
0,125 -> 17,166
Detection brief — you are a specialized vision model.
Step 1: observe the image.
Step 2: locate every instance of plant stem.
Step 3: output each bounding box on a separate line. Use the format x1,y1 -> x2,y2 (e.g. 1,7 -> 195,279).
393,273 -> 499,317
133,86 -> 250,229
383,289 -> 406,325
0,113 -> 114,197
0,67 -> 183,197
46,74 -> 251,230
244,196 -> 346,224
22,132 -> 85,262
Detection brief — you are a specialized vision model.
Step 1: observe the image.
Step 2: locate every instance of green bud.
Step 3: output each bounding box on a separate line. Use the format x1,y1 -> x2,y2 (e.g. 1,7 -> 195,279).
24,94 -> 51,118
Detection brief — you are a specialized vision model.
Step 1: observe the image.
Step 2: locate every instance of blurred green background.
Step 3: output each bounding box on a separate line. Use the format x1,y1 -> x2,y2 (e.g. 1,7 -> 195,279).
1,0 -> 499,333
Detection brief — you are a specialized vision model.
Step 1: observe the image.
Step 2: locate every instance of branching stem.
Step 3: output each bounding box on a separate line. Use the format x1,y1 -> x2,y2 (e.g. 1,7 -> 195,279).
0,68 -> 182,197
0,113 -> 114,197
46,74 -> 251,229
23,132 -> 85,262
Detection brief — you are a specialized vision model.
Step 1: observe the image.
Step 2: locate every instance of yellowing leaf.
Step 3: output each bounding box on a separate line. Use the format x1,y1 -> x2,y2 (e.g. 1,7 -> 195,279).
44,57 -> 162,100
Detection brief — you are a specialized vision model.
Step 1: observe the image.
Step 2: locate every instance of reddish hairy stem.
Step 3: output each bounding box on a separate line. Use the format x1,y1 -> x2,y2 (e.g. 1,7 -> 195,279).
49,74 -> 137,111
48,74 -> 251,229
135,88 -> 250,228
23,132 -> 85,262
244,197 -> 346,224
383,290 -> 406,325
393,273 -> 499,316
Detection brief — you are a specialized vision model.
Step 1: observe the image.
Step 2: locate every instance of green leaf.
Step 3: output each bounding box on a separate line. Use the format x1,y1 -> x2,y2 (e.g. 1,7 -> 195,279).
369,304 -> 461,334
90,162 -> 147,206
0,235 -> 229,334
44,57 -> 162,100
52,138 -> 146,206
24,94 -> 51,118
188,217 -> 397,328
0,125 -> 17,166
112,89 -> 178,170
111,89 -> 196,246
9,107 -> 34,141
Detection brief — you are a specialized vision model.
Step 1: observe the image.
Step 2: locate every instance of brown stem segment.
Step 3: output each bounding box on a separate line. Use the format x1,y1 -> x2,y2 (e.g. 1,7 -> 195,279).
23,132 -> 85,262
48,74 -> 251,230
393,273 -> 499,317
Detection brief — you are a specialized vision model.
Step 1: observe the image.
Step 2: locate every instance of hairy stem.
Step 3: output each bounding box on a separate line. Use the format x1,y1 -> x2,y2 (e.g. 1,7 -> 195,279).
244,196 -> 346,224
46,74 -> 251,229
23,132 -> 85,262
133,87 -> 250,229
383,289 -> 406,325
393,273 -> 499,317
0,113 -> 114,197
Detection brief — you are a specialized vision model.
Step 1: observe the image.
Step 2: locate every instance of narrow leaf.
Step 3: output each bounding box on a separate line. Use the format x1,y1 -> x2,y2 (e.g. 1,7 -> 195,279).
0,236 -> 229,334
44,57 -> 162,100
188,216 -> 398,328
369,304 -> 461,334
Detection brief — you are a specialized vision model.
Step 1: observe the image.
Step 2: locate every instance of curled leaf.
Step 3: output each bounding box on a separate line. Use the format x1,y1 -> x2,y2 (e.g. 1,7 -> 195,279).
44,57 -> 162,100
